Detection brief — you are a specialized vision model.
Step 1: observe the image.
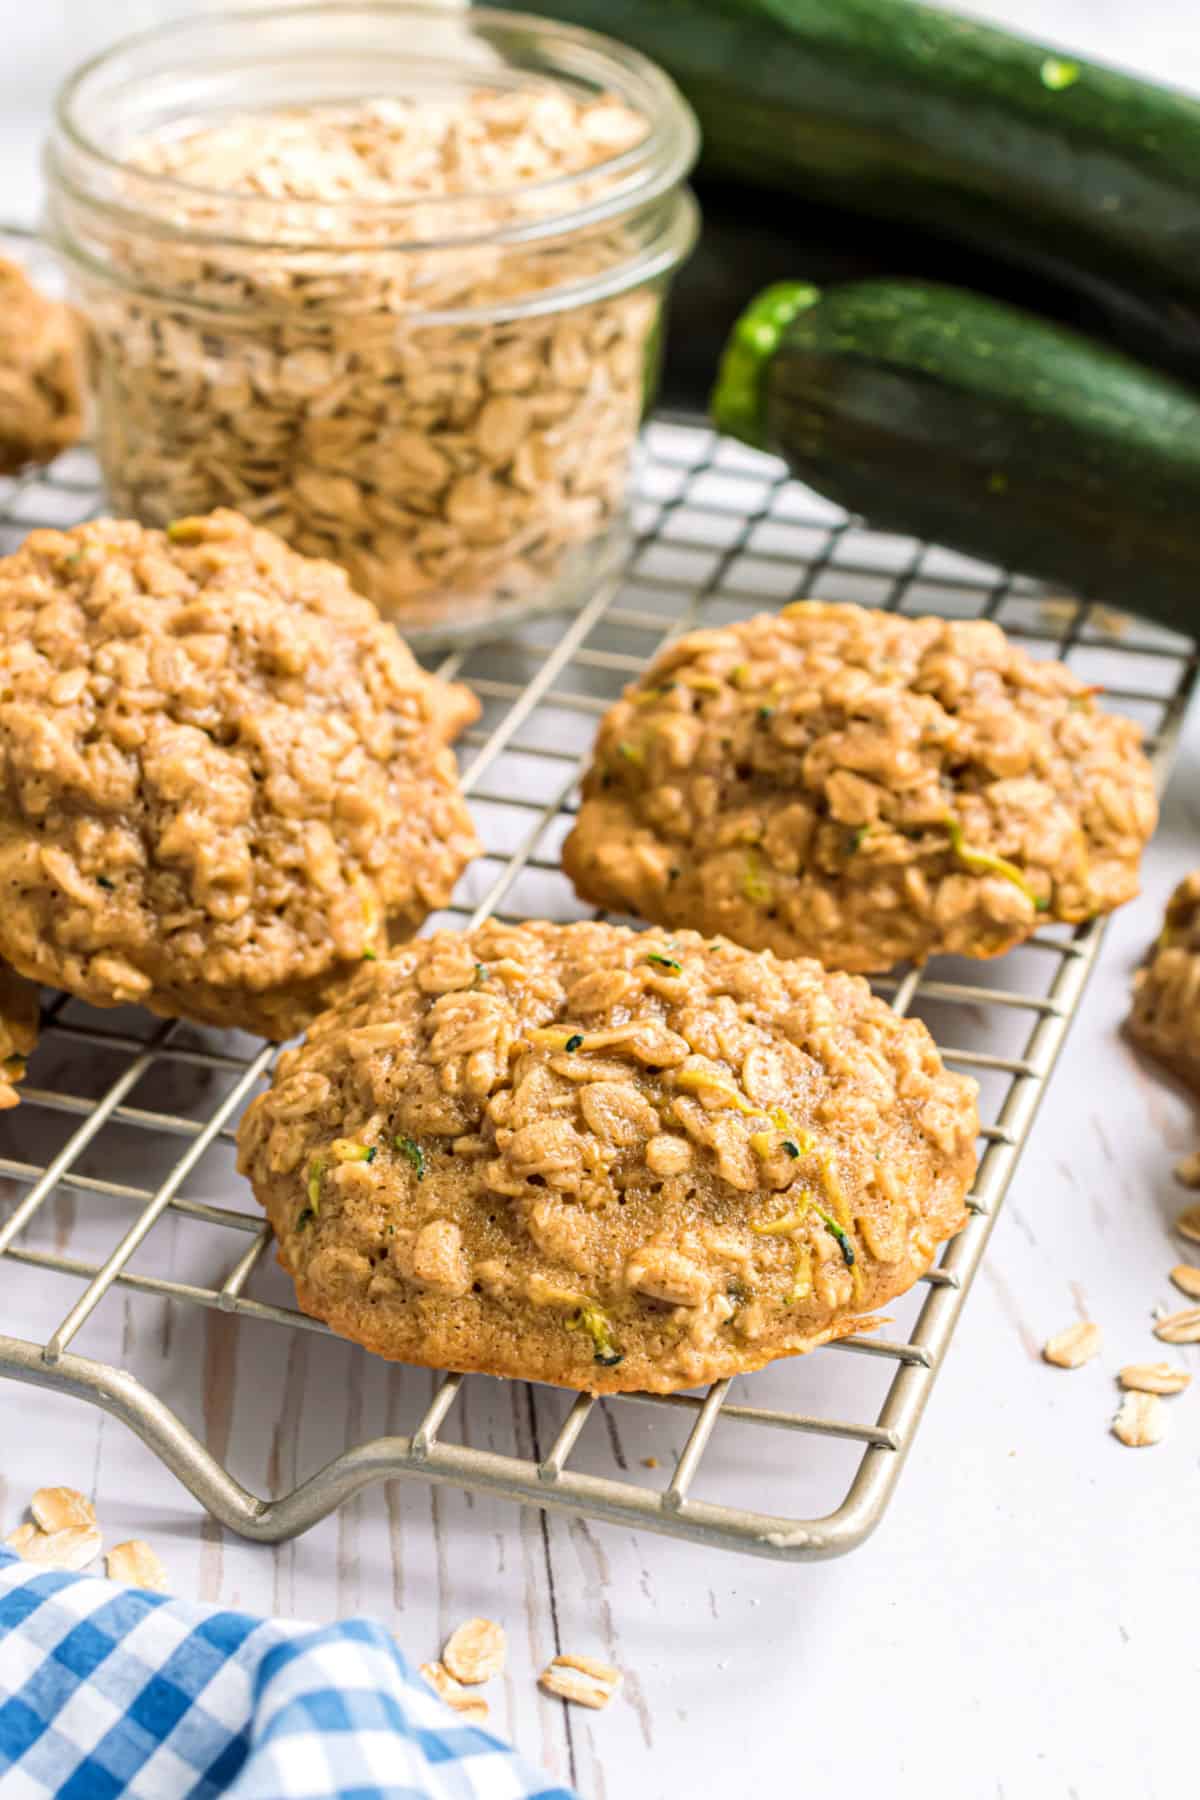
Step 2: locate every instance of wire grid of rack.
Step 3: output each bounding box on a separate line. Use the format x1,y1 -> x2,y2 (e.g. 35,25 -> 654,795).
0,410 -> 1194,1562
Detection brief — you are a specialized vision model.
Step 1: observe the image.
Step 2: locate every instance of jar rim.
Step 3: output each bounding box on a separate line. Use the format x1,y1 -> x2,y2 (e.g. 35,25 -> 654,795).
51,2 -> 699,249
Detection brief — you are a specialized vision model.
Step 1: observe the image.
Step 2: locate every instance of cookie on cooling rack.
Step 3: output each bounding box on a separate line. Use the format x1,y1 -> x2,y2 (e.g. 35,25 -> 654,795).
0,510 -> 481,1037
561,601 -> 1157,973
236,918 -> 978,1395
1128,870 -> 1200,1090
0,961 -> 38,1109
0,256 -> 82,474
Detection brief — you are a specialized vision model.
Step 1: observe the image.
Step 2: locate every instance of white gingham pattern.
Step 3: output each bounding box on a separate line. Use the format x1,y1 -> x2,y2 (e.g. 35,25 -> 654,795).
0,1548 -> 575,1799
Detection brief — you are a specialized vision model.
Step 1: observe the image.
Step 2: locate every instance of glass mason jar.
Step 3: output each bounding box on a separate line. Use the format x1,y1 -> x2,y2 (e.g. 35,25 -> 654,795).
44,4 -> 698,647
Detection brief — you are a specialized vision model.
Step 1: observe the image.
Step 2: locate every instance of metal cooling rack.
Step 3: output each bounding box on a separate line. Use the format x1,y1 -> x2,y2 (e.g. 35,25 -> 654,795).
0,410 -> 1194,1562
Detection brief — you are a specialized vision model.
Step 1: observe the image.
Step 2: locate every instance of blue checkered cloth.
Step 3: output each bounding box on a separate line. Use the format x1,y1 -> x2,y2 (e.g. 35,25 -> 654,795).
0,1546 -> 576,1799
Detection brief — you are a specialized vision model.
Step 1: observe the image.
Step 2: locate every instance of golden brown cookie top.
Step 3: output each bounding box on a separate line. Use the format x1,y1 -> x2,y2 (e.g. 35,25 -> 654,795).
0,510 -> 479,1034
563,602 -> 1157,972
237,918 -> 978,1394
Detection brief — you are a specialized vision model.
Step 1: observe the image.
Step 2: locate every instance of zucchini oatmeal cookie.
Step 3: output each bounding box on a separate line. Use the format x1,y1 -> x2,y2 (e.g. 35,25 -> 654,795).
0,256 -> 82,474
563,602 -> 1156,972
1128,870 -> 1200,1090
0,962 -> 38,1109
236,919 -> 978,1395
0,510 -> 480,1037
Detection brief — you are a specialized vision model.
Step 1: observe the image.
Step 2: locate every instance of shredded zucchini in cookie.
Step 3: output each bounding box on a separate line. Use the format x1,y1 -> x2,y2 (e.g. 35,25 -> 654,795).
750,1195 -> 813,1236
395,1135 -> 425,1180
741,849 -> 773,905
787,1245 -> 814,1302
676,1081 -> 821,1176
945,816 -> 1042,908
749,1125 -> 804,1161
569,1303 -> 623,1367
815,1150 -> 863,1293
306,1157 -> 324,1213
645,951 -> 683,974
331,1139 -> 376,1164
769,1107 -> 813,1150
812,1202 -> 856,1267
674,1069 -> 761,1114
528,1026 -> 587,1053
751,1185 -> 858,1276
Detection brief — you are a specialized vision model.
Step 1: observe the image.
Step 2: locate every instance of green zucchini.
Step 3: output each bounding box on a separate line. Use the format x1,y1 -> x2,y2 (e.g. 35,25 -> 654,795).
662,178 -> 1164,411
659,182 -> 895,409
711,278 -> 1200,634
500,0 -> 1200,382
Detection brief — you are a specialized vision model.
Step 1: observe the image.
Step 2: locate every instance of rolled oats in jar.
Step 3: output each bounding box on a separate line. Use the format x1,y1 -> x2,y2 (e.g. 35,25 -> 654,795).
45,5 -> 698,646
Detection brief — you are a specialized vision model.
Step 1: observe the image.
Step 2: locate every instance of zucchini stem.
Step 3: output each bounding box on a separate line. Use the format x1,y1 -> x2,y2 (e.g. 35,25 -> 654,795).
710,282 -> 820,450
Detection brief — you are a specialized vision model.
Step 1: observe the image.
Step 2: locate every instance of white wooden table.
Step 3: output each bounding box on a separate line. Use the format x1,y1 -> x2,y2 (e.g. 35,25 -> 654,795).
2,5 -> 1199,1797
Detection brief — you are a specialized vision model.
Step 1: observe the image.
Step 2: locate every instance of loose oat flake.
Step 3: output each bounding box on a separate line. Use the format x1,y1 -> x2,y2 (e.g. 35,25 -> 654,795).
1169,1263 -> 1200,1299
1112,1391 -> 1167,1448
13,1525 -> 103,1571
1118,1362 -> 1191,1395
1172,1157 -> 1200,1193
1175,1201 -> 1200,1239
4,1521 -> 38,1554
443,1616 -> 507,1685
31,1486 -> 97,1534
1153,1304 -> 1200,1344
1041,1320 -> 1102,1369
420,1661 -> 489,1722
106,1539 -> 169,1592
539,1653 -> 623,1710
